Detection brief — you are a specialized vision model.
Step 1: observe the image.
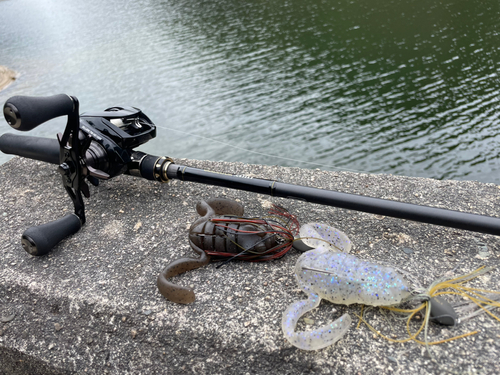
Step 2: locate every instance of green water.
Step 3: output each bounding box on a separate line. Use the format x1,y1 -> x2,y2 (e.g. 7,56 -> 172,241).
1,0 -> 499,182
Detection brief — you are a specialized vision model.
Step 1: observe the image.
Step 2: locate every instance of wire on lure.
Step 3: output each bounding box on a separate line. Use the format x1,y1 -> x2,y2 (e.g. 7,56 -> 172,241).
157,198 -> 299,304
211,205 -> 300,267
282,223 -> 499,351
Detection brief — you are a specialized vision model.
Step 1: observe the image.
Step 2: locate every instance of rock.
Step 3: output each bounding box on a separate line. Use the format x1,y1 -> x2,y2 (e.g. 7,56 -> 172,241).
0,66 -> 17,91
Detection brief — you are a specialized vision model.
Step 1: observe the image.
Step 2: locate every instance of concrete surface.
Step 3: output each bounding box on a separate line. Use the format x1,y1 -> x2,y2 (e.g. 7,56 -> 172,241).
0,156 -> 499,374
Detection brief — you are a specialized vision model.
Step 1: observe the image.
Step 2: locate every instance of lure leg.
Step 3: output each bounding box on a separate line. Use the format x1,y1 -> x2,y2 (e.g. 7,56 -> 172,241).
282,293 -> 352,350
197,198 -> 244,216
157,250 -> 210,304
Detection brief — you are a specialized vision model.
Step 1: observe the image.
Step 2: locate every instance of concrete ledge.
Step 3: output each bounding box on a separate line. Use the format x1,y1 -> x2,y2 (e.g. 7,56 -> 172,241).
1,157 -> 499,374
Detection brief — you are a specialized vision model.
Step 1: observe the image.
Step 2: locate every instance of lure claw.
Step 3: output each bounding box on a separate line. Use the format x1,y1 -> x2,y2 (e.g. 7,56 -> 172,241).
157,255 -> 209,304
282,294 -> 352,350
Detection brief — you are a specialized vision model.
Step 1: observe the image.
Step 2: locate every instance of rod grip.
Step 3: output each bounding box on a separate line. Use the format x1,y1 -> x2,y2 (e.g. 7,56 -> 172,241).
21,214 -> 82,256
0,133 -> 60,164
3,94 -> 74,132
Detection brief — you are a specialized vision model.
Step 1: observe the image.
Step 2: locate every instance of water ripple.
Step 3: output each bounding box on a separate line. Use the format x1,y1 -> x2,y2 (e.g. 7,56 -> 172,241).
1,0 -> 500,182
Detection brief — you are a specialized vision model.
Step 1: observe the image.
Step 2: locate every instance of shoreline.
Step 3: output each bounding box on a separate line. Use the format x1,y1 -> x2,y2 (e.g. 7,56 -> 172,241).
0,65 -> 17,91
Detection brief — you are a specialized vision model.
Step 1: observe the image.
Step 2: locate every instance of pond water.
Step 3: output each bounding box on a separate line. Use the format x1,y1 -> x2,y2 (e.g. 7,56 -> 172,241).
1,0 -> 499,183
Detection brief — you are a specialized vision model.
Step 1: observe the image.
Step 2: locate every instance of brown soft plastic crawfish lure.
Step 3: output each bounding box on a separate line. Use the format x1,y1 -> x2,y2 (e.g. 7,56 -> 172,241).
157,198 -> 298,304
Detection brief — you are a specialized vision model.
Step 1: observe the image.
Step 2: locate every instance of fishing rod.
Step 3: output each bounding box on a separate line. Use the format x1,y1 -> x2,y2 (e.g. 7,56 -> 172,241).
1,94 -> 500,256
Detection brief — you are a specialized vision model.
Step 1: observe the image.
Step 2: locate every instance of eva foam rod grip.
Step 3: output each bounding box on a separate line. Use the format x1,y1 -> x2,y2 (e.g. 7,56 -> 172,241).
0,133 -> 60,164
21,214 -> 82,256
3,94 -> 74,131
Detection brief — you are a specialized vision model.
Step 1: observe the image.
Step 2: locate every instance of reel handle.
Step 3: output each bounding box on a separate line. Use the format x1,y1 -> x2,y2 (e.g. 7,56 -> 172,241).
21,214 -> 82,256
0,133 -> 60,164
3,94 -> 74,132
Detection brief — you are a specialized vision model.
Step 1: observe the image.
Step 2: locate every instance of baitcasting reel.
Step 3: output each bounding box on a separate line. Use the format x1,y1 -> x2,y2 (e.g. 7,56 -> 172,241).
2,94 -> 172,256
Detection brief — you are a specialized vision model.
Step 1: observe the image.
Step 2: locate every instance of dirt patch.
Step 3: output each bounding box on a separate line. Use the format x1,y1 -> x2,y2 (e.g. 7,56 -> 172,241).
0,65 -> 17,91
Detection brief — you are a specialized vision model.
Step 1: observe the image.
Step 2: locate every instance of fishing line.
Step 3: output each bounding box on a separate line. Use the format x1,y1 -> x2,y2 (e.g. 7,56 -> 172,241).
154,124 -> 369,174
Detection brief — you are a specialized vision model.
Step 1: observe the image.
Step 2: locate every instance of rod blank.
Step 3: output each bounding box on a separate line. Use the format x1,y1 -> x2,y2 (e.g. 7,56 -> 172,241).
166,164 -> 500,236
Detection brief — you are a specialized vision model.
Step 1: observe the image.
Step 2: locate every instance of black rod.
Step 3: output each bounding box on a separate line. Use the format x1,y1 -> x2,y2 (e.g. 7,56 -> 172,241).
166,163 -> 500,236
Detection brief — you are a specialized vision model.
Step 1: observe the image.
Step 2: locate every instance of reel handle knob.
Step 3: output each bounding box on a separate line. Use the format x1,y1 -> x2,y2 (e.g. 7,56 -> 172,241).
4,94 -> 75,132
21,214 -> 82,256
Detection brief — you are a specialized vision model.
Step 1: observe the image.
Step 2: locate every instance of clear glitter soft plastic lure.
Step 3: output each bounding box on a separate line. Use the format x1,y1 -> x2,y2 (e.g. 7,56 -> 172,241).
282,224 -> 411,350
297,222 -> 352,253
